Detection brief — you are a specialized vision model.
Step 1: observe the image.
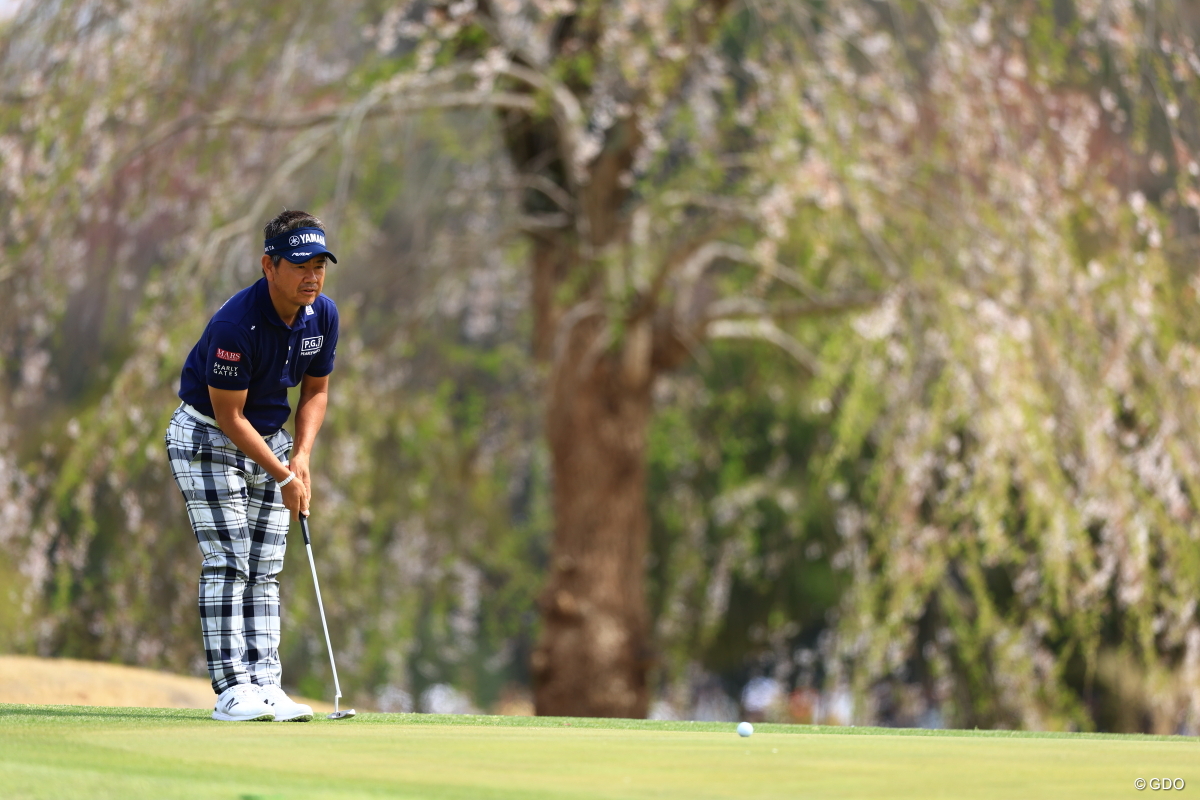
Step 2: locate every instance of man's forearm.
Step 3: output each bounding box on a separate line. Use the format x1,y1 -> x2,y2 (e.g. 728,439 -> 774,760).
293,386 -> 328,457
218,412 -> 291,480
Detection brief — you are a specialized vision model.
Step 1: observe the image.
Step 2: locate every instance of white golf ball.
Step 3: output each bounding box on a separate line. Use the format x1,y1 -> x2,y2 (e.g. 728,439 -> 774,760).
737,721 -> 754,737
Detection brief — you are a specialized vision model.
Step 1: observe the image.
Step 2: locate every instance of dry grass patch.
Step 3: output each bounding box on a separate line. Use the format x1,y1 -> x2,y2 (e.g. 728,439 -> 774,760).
0,655 -> 331,710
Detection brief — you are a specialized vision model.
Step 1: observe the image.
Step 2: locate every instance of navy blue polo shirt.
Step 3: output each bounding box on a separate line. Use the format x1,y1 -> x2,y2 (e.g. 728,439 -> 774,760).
178,278 -> 338,434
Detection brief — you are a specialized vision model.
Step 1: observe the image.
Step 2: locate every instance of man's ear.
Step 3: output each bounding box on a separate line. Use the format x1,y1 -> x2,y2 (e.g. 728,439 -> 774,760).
261,254 -> 274,279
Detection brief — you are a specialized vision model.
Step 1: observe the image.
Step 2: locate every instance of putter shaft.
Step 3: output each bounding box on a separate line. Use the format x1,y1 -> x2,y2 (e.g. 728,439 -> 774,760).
300,516 -> 349,717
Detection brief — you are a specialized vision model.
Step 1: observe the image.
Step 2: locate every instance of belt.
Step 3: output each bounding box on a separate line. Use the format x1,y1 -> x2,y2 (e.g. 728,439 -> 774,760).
180,402 -> 219,428
178,402 -> 283,440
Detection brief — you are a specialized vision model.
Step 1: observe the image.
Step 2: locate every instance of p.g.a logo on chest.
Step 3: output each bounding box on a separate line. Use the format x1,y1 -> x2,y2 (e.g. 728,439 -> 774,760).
300,335 -> 323,356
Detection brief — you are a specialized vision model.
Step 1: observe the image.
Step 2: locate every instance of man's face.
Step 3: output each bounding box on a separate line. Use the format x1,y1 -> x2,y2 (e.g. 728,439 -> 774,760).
266,255 -> 326,307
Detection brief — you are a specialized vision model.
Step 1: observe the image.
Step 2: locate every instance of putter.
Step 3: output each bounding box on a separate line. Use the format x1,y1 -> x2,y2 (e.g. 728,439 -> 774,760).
300,514 -> 356,720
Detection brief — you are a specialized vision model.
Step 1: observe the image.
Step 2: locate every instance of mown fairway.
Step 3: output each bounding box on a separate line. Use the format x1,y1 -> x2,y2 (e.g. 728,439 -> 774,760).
1,704 -> 1196,799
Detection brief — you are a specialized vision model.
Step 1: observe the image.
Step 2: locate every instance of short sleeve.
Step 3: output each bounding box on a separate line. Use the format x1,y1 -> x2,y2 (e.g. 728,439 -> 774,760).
205,322 -> 253,390
305,304 -> 339,378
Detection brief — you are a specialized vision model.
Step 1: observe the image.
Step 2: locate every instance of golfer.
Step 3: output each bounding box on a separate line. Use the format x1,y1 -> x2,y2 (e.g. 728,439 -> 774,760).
164,210 -> 339,722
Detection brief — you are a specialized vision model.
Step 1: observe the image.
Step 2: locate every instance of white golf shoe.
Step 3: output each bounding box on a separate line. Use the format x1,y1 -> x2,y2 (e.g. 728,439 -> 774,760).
212,683 -> 275,722
258,684 -> 314,722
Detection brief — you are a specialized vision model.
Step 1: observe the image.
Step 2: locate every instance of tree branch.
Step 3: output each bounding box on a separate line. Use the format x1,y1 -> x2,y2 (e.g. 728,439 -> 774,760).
678,242 -> 752,285
510,174 -> 576,212
660,191 -> 758,219
495,64 -> 588,187
475,0 -> 549,69
518,212 -> 572,232
706,319 -> 819,375
88,60 -> 529,207
154,121 -> 337,291
209,91 -> 537,131
669,242 -> 757,323
705,293 -> 883,321
87,77 -> 537,214
639,230 -> 734,317
552,299 -> 605,366
832,176 -> 903,280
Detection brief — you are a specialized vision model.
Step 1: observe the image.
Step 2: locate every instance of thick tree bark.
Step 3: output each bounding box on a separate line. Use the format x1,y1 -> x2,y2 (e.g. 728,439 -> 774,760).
508,81 -> 657,717
531,314 -> 654,717
530,238 -> 569,362
493,1 -> 728,717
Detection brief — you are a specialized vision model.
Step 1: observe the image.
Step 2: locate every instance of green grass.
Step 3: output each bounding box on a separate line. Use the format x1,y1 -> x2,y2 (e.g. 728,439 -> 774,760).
1,704 -> 1196,799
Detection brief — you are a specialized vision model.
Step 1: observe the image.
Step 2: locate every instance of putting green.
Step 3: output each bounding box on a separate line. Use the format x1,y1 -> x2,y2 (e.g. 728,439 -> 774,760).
1,705 -> 1195,799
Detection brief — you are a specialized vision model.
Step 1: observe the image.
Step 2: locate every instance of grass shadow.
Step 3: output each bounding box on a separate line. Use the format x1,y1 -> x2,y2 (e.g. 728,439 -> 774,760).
0,703 -> 209,722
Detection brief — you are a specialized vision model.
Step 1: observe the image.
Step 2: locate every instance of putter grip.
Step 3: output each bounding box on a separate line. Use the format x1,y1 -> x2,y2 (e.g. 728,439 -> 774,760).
300,515 -> 311,545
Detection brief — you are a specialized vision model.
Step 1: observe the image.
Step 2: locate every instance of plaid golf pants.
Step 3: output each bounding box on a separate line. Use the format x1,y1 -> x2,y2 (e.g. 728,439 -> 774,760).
164,404 -> 293,694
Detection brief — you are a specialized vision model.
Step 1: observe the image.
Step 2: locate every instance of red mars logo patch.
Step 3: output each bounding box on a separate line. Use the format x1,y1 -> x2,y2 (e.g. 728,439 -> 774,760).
216,348 -> 242,362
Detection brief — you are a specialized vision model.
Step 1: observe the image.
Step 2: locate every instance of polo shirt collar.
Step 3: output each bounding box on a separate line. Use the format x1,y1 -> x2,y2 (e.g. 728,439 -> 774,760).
254,277 -> 310,331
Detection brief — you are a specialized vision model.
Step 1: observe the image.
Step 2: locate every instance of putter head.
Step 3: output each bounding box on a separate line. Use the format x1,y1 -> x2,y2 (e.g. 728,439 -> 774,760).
328,709 -> 356,720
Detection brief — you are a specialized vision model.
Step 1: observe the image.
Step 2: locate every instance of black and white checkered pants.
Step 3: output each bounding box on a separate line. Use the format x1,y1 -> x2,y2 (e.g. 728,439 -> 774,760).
164,405 -> 293,694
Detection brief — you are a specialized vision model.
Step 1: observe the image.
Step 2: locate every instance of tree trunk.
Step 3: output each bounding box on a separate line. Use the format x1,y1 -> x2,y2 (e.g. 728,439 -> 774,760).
500,33 -> 656,715
531,312 -> 654,717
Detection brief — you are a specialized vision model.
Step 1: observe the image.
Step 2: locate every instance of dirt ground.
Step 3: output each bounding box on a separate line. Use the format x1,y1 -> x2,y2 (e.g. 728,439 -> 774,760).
0,655 -> 333,711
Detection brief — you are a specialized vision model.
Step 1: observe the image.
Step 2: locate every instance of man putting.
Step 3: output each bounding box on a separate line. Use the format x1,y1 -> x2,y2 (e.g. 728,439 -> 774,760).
165,210 -> 339,722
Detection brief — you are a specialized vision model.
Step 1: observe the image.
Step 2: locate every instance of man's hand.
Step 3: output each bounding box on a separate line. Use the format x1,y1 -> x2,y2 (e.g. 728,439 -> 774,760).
289,451 -> 313,506
280,474 -> 309,521
285,450 -> 312,520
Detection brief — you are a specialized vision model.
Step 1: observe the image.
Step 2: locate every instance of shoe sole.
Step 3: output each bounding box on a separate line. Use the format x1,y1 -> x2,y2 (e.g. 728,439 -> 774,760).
212,711 -> 275,722
271,713 -> 314,722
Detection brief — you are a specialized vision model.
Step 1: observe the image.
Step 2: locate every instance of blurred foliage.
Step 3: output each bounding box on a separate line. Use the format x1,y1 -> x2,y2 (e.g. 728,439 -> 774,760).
2,0 -> 1200,732
647,347 -> 845,686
